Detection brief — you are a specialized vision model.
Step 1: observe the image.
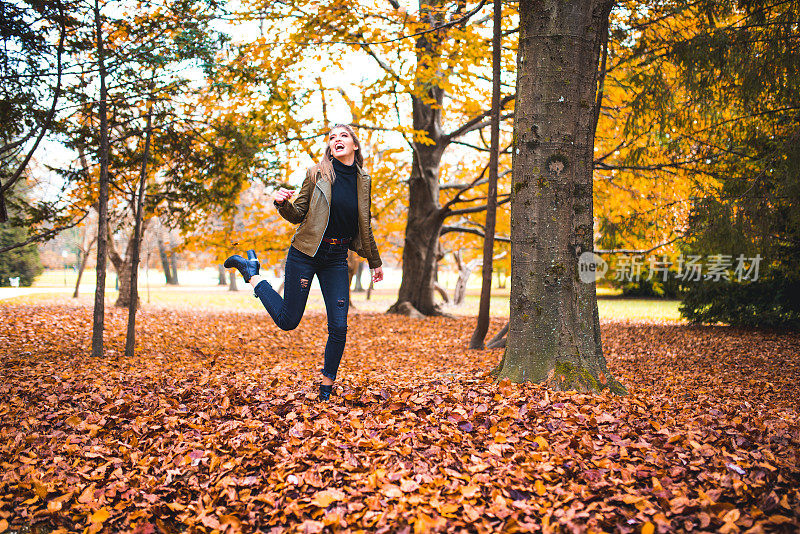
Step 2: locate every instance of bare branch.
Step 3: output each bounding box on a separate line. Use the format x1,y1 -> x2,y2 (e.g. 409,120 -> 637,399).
359,44 -> 401,81
595,235 -> 683,255
451,139 -> 513,153
444,94 -> 515,141
351,123 -> 399,133
441,165 -> 489,212
441,179 -> 487,190
441,225 -> 510,243
444,195 -> 510,218
345,0 -> 487,46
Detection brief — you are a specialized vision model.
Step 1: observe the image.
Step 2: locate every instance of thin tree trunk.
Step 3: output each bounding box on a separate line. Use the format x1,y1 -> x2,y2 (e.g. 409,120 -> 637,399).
433,281 -> 450,304
229,271 -> 238,291
108,222 -> 150,308
169,245 -> 179,285
347,250 -> 359,289
218,264 -> 227,285
354,261 -> 365,292
73,233 -> 96,298
470,0 -> 503,349
90,0 -> 110,358
497,0 -> 624,393
124,108 -> 152,357
452,250 -> 480,306
157,230 -> 174,284
497,269 -> 507,289
73,251 -> 88,298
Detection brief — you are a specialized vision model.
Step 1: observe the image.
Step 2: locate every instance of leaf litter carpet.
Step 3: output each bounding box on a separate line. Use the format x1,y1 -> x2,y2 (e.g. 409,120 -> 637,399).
0,304 -> 798,533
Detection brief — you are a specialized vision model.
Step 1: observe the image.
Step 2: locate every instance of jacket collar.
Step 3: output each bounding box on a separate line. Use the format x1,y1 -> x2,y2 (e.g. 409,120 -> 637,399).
317,158 -> 370,202
316,159 -> 334,204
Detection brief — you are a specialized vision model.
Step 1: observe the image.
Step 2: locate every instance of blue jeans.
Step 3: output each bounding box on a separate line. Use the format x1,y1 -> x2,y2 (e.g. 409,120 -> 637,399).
253,243 -> 350,380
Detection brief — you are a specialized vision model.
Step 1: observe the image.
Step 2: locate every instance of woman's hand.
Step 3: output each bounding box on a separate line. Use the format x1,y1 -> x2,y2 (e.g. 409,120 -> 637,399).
273,188 -> 295,205
371,266 -> 384,283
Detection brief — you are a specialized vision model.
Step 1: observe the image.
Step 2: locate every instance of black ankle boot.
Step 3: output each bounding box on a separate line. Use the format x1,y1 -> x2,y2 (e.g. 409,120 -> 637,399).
319,384 -> 333,401
223,250 -> 260,282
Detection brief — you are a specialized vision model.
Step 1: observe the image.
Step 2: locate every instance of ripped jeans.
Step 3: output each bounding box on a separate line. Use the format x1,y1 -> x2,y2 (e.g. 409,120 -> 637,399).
253,243 -> 350,380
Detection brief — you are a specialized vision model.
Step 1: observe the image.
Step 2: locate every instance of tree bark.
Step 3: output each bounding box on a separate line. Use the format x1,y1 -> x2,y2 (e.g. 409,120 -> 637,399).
90,0 -> 109,358
470,0 -> 503,349
218,264 -> 227,285
125,108 -> 152,357
497,0 -> 624,393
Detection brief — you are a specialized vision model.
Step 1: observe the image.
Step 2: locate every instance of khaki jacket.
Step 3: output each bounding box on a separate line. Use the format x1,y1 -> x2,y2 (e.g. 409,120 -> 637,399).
277,158 -> 382,268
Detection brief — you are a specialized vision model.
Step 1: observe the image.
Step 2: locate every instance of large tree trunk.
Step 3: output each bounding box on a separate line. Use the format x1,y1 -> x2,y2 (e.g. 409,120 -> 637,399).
389,152 -> 445,315
496,0 -> 624,393
387,0 -> 449,317
389,5 -> 449,315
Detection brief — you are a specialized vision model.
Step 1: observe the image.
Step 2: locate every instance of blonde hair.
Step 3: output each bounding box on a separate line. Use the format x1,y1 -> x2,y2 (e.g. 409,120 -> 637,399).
324,124 -> 364,169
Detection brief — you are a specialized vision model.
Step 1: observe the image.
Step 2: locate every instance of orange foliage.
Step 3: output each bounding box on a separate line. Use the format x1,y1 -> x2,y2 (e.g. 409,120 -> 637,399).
1,303 -> 798,531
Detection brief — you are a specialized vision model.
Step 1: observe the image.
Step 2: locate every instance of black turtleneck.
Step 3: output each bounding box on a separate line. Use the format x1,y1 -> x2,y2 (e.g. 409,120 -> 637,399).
324,157 -> 359,240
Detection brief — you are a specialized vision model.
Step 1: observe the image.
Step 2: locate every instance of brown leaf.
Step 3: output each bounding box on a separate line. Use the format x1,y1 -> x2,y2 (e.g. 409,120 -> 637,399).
311,489 -> 345,507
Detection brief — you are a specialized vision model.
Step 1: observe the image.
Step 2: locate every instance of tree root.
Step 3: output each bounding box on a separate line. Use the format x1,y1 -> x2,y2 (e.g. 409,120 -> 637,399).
386,301 -> 426,319
386,300 -> 458,319
485,322 -> 508,349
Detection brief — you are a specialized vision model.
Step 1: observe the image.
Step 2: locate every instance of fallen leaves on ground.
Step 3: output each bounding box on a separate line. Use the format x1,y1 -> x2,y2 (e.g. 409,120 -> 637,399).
0,303 -> 798,533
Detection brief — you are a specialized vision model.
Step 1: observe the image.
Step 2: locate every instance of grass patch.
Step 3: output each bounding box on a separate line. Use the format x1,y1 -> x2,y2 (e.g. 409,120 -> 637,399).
3,286 -> 683,323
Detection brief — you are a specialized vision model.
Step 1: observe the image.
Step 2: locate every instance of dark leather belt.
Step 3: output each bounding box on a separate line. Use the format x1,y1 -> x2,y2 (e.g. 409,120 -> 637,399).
322,237 -> 351,245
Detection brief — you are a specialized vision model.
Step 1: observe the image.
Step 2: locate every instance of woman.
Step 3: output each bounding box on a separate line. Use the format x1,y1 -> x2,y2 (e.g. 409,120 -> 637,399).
225,124 -> 383,400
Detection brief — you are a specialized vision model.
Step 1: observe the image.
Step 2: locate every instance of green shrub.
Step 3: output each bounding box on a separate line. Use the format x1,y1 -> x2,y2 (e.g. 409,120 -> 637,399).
0,225 -> 43,286
679,270 -> 800,330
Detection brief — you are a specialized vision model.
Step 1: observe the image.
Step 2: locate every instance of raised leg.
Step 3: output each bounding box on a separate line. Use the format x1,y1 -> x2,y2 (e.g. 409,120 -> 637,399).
253,247 -> 315,331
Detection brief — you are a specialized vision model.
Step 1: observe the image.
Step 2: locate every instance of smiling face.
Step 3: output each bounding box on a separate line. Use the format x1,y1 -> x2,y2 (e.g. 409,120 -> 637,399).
327,126 -> 359,165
